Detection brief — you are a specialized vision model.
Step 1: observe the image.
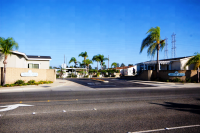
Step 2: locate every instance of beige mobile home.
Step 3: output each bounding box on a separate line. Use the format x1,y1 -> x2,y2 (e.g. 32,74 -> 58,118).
0,50 -> 51,69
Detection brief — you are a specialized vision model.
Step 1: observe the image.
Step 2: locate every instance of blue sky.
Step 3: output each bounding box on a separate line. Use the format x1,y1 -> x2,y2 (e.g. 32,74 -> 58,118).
0,0 -> 200,68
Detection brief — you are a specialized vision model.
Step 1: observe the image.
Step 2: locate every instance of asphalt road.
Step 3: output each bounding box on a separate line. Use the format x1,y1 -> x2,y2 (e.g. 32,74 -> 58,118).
0,87 -> 200,133
67,78 -> 154,88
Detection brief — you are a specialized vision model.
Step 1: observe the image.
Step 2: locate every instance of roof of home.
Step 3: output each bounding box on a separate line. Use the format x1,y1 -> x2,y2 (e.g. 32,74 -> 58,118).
27,55 -> 51,59
136,56 -> 192,65
115,66 -> 135,69
0,50 -> 52,61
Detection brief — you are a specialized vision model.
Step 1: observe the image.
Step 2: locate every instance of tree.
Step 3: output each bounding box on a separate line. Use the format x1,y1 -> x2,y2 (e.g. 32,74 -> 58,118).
69,57 -> 78,68
140,26 -> 165,79
0,37 -> 19,85
128,64 -> 133,66
111,62 -> 117,68
184,53 -> 200,83
57,66 -> 65,78
97,54 -> 108,70
101,62 -> 106,70
83,59 -> 93,72
78,51 -> 88,68
120,63 -> 125,67
92,55 -> 101,71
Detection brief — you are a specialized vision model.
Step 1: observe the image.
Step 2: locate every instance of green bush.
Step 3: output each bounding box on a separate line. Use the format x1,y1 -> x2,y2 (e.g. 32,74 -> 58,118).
28,80 -> 36,84
186,78 -> 191,83
96,72 -> 100,77
14,80 -> 25,85
166,80 -> 169,82
4,84 -> 11,87
173,78 -> 181,82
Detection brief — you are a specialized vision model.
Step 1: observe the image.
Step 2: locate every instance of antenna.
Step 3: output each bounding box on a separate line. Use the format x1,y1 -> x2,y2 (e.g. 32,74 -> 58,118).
164,37 -> 168,59
171,33 -> 176,58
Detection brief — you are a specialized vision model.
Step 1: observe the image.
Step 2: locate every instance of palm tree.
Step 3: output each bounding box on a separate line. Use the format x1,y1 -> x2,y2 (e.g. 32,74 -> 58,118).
140,26 -> 165,79
111,62 -> 117,68
97,54 -> 108,70
92,55 -> 101,71
102,62 -> 106,70
184,53 -> 200,83
69,57 -> 80,75
57,66 -> 65,78
0,37 -> 19,85
69,57 -> 78,67
78,51 -> 88,68
83,59 -> 93,72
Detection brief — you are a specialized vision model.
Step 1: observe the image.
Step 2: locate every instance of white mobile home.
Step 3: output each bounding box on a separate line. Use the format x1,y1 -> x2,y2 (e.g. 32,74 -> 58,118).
136,56 -> 194,72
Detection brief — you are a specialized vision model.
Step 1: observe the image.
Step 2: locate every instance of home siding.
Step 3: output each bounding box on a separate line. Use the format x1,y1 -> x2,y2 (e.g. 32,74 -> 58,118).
171,61 -> 180,70
26,60 -> 49,69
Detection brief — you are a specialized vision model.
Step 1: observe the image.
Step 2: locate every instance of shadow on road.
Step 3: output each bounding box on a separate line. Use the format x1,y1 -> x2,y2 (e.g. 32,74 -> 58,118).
150,102 -> 200,115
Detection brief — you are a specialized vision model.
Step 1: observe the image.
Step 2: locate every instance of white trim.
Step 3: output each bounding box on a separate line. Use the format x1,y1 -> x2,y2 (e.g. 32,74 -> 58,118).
9,50 -> 51,61
11,51 -> 28,60
28,63 -> 40,69
27,58 -> 52,61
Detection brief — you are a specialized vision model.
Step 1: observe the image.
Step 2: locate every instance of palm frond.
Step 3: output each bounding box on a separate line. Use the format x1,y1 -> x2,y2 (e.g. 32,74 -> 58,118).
184,54 -> 200,70
147,43 -> 157,57
140,34 -> 154,53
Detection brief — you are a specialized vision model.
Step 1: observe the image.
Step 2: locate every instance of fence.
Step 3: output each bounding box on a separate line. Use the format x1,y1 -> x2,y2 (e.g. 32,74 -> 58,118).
1,67 -> 56,85
121,70 -> 199,82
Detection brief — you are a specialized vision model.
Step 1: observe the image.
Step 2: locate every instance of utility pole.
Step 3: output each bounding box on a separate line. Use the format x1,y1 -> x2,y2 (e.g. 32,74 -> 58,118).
164,37 -> 168,59
171,33 -> 176,58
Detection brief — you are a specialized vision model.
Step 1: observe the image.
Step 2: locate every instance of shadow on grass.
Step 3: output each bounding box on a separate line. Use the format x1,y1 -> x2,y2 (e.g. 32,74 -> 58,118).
150,102 -> 200,115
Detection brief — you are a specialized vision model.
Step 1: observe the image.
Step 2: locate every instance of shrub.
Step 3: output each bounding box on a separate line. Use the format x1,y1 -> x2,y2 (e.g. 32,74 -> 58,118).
173,78 -> 181,82
166,80 -> 169,82
28,80 -> 35,84
4,84 -> 11,87
96,72 -> 100,77
14,80 -> 25,85
38,81 -> 45,84
56,75 -> 59,78
186,78 -> 191,83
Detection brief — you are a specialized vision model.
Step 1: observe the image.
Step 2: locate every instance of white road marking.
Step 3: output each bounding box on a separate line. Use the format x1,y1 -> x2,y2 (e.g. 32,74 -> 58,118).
128,125 -> 200,133
0,104 -> 34,112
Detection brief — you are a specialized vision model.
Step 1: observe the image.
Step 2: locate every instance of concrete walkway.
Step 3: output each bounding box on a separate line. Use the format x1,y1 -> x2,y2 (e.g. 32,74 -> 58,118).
0,79 -> 93,93
127,80 -> 200,88
0,79 -> 199,93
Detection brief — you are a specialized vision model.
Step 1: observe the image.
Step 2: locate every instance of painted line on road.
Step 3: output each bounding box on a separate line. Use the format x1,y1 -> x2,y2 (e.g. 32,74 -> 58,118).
0,99 -> 78,105
128,125 -> 200,133
2,108 -> 97,116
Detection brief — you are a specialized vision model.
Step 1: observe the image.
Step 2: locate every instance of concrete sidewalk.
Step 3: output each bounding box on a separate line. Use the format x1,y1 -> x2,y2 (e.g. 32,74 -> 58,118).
0,79 -> 93,93
127,80 -> 200,88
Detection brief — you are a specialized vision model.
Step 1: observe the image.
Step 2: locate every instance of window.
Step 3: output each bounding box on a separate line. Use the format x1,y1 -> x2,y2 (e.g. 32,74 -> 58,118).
28,63 -> 39,69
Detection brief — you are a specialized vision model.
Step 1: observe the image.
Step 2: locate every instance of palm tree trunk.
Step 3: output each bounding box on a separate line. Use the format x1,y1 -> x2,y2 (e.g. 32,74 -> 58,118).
3,56 -> 7,86
156,44 -> 160,80
101,62 -> 102,70
3,63 -> 6,86
97,61 -> 98,71
198,67 -> 199,83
